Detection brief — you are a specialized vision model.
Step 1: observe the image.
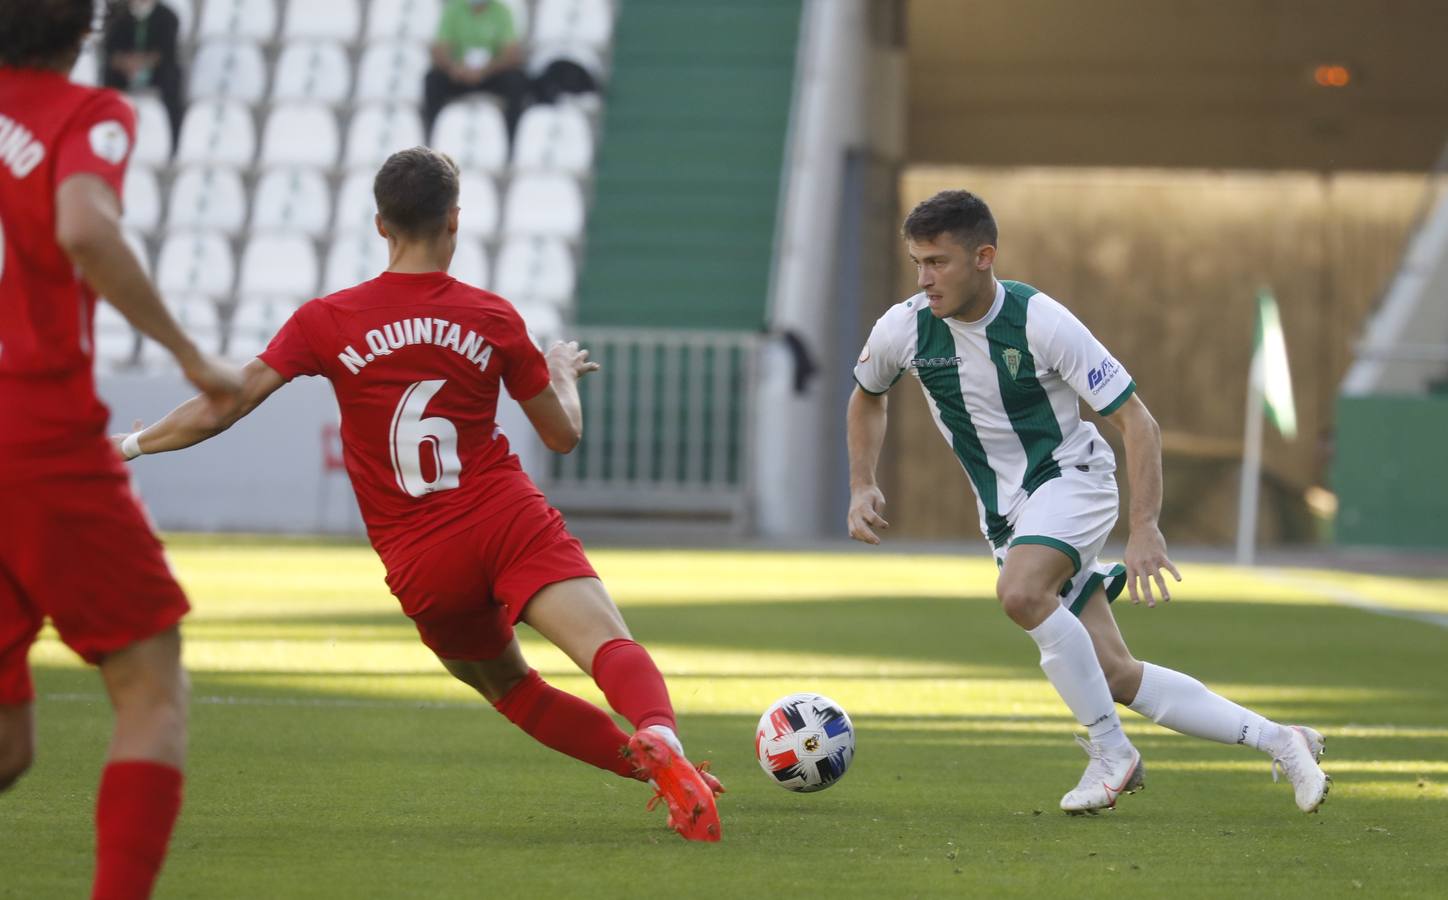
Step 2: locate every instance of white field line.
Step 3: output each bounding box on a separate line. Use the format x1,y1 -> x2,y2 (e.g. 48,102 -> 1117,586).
1261,569 -> 1448,630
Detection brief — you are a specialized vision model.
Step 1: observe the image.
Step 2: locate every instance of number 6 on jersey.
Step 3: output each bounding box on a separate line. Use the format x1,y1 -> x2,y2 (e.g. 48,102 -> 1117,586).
389,379 -> 461,497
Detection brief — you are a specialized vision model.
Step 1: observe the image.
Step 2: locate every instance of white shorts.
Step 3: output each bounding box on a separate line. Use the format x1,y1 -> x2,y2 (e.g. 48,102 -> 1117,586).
989,469 -> 1127,616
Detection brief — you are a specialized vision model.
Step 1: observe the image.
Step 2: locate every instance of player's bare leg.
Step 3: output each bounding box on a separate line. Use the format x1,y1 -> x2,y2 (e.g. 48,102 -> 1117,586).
1078,591 -> 1330,813
94,626 -> 188,899
999,545 -> 1142,813
524,577 -> 722,840
0,702 -> 35,793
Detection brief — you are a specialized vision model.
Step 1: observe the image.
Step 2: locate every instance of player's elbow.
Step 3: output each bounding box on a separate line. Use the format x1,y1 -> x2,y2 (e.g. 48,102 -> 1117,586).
54,216 -> 109,263
542,428 -> 581,454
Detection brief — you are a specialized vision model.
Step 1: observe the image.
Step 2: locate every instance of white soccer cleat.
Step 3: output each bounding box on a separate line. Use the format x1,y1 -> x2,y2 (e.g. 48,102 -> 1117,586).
1060,735 -> 1145,814
1270,725 -> 1330,813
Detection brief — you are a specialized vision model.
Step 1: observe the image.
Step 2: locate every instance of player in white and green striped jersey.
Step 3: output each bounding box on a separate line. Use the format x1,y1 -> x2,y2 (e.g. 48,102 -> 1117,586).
847,190 -> 1329,815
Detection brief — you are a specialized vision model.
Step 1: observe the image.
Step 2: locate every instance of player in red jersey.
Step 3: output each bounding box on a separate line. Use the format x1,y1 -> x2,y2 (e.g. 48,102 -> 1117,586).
113,147 -> 724,842
0,2 -> 244,897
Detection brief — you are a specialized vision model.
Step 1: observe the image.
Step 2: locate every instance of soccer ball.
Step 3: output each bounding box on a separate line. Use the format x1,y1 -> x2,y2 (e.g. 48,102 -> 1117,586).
755,692 -> 855,792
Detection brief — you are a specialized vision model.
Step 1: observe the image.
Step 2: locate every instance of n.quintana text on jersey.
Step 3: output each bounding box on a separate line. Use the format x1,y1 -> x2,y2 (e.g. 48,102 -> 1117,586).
337,316 -> 494,375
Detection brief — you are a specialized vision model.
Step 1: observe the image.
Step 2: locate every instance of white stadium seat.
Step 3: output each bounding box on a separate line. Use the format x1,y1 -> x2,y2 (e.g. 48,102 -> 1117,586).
156,231 -> 236,299
122,166 -> 162,234
140,296 -> 225,368
69,41 -> 101,86
502,174 -> 585,240
534,0 -> 613,48
345,104 -> 424,169
176,100 -> 256,167
355,41 -> 430,105
511,104 -> 593,175
324,231 -> 390,293
197,0 -> 278,43
188,40 -> 268,103
272,41 -> 353,104
132,95 -> 173,167
260,103 -> 340,169
456,170 -> 499,239
365,0 -> 442,43
228,295 -> 304,360
430,100 -> 508,173
281,0 -> 361,43
252,167 -> 333,236
494,237 -> 576,306
122,228 -> 153,276
512,299 -> 563,344
450,238 -> 489,289
239,233 -> 320,298
334,171 -> 378,234
167,166 -> 248,235
94,301 -> 138,370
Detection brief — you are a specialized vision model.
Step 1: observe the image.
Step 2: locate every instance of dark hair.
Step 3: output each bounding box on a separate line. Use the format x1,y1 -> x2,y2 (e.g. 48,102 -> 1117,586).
373,146 -> 461,240
902,189 -> 998,250
0,0 -> 98,69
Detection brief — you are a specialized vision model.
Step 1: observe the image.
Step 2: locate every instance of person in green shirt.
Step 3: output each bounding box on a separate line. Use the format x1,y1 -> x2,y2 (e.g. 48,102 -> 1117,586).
423,0 -> 529,140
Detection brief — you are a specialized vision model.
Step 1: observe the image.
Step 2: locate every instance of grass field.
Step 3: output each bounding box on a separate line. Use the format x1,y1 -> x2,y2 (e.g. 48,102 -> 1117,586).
3,539 -> 1447,898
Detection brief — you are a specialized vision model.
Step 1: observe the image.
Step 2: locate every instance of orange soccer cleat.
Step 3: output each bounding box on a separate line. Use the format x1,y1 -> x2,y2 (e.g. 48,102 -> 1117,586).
626,729 -> 723,842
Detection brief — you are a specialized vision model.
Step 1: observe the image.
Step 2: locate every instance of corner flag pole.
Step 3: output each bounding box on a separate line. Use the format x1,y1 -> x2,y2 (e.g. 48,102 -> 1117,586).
1236,290 -> 1297,566
1235,346 -> 1267,566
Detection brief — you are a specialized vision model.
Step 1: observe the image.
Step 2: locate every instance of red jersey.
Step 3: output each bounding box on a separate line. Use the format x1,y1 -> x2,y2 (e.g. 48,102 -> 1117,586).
0,67 -> 135,466
259,271 -> 553,568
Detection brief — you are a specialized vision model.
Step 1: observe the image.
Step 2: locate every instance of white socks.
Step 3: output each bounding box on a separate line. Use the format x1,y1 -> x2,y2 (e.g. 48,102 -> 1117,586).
1027,607 -> 1131,755
1129,662 -> 1283,752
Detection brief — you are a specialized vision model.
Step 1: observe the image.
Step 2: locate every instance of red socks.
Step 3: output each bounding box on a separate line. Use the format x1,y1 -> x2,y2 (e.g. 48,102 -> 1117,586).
591,638 -> 676,733
93,760 -> 183,900
493,669 -> 637,778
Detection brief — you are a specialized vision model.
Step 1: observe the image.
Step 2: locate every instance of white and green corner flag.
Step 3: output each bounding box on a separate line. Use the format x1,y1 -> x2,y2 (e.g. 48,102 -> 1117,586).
1255,290 -> 1297,440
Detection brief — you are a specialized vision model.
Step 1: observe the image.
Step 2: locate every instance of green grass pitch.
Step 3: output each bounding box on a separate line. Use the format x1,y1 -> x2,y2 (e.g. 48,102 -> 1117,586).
3,539 -> 1446,898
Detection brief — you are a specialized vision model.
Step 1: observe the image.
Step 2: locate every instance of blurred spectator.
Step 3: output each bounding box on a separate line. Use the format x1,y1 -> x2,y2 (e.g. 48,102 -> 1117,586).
102,0 -> 184,156
531,54 -> 599,105
424,0 -> 529,140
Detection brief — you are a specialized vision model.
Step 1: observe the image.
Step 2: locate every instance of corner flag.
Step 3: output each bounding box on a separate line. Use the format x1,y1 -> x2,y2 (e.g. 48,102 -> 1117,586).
1255,290 -> 1297,440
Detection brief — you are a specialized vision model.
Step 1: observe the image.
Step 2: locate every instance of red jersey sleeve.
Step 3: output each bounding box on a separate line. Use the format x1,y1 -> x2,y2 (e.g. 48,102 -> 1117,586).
498,306 -> 551,401
258,303 -> 325,380
53,90 -> 136,198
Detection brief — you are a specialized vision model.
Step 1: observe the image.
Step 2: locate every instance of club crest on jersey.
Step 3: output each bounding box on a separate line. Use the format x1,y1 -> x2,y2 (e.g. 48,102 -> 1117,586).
1002,347 -> 1022,379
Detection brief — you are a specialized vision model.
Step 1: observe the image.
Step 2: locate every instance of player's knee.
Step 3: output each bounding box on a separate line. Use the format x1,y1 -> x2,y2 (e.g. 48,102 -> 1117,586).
996,582 -> 1051,627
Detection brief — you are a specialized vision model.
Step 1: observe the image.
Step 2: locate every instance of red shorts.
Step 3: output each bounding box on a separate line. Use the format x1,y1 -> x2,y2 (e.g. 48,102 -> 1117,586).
0,466 -> 191,705
383,492 -> 597,660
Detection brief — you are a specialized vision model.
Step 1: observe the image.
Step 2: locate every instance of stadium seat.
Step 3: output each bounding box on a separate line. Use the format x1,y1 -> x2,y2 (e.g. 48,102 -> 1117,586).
501,174 -> 585,240
511,104 -> 593,175
533,0 -> 613,48
281,0 -> 361,43
355,41 -> 430,105
169,0 -> 196,40
167,166 -> 248,235
69,41 -> 100,86
122,166 -> 162,234
131,95 -> 174,167
139,296 -> 225,368
512,299 -> 564,343
344,104 -> 424,169
430,100 -> 508,173
188,40 -> 268,103
197,0 -> 278,43
494,237 -> 576,306
324,231 -> 390,293
252,167 -> 333,236
365,0 -> 442,43
93,300 -> 138,370
228,294 -> 304,360
122,228 -> 153,276
457,170 -> 499,238
239,233 -> 320,298
450,238 -> 489,289
499,0 -> 530,39
260,103 -> 340,169
156,231 -> 236,299
334,171 -> 378,234
176,100 -> 257,168
271,40 -> 353,104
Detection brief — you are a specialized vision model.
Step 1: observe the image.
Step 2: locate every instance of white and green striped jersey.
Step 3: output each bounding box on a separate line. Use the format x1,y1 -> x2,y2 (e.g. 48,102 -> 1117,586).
854,279 -> 1136,547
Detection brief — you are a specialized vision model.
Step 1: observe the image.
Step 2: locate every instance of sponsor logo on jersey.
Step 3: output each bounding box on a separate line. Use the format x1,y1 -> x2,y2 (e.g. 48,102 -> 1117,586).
911,355 -> 961,369
0,113 -> 47,178
1087,356 -> 1120,393
1002,347 -> 1022,379
337,316 -> 494,375
88,120 -> 129,165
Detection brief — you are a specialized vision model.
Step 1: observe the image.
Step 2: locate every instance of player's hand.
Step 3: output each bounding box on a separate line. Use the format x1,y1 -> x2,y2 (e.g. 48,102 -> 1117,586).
546,340 -> 601,381
1124,524 -> 1181,607
847,485 -> 890,545
109,419 -> 145,460
178,351 -> 245,418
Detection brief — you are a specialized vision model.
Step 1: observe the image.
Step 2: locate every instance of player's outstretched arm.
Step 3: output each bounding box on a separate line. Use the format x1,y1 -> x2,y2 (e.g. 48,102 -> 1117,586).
519,340 -> 600,453
1104,392 -> 1182,605
846,385 -> 891,544
112,359 -> 287,461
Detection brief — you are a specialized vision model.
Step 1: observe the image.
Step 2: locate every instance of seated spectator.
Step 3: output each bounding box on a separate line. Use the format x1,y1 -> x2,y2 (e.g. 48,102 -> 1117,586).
423,0 -> 530,141
102,0 -> 184,156
531,53 -> 600,106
